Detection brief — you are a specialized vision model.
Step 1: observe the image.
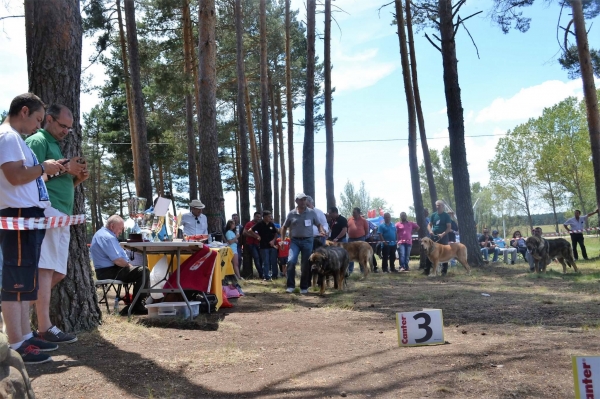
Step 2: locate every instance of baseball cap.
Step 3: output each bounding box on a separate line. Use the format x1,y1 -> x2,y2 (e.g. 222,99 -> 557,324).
295,193 -> 308,200
492,230 -> 499,234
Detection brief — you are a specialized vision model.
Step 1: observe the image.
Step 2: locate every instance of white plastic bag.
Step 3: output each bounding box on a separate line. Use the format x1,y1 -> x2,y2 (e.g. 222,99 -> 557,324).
149,255 -> 169,299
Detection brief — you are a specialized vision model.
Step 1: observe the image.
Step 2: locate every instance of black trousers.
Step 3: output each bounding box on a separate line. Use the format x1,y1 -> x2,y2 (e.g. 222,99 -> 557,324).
95,265 -> 150,307
570,233 -> 587,260
425,234 -> 449,275
381,244 -> 397,271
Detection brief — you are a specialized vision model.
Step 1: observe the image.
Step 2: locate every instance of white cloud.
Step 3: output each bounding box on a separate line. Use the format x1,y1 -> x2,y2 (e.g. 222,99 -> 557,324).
475,80 -> 584,123
332,48 -> 398,93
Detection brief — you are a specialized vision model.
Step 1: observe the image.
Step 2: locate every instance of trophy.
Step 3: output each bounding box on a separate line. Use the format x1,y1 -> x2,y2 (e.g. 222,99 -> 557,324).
127,196 -> 147,234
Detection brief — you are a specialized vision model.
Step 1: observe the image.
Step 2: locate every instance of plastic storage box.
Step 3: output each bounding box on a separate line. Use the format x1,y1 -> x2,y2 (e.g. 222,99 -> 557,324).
145,301 -> 201,319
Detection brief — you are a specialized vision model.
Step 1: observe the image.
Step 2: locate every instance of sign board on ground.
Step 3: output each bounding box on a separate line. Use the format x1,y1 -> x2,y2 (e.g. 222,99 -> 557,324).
572,355 -> 600,399
396,309 -> 445,347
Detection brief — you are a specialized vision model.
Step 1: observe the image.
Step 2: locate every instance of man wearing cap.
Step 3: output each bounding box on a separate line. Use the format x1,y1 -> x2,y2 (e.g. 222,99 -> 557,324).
564,208 -> 598,260
478,228 -> 500,263
281,193 -> 326,294
181,199 -> 208,236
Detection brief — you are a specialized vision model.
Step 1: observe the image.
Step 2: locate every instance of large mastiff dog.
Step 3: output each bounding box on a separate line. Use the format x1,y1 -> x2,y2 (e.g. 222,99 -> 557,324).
309,246 -> 349,295
326,240 -> 374,278
525,236 -> 578,273
420,237 -> 471,276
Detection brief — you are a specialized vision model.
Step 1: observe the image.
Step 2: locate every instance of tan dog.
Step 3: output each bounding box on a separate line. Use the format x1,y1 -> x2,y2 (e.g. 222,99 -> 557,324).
420,237 -> 471,276
326,240 -> 374,278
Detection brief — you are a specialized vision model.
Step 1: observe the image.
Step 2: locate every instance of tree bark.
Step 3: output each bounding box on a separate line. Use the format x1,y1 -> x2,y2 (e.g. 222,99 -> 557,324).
116,0 -> 139,188
277,89 -> 287,219
234,0 -> 251,224
124,0 -> 153,206
324,0 -> 335,211
395,0 -> 427,270
25,0 -> 101,332
285,0 -> 295,210
269,71 -> 280,223
182,0 -> 198,200
303,0 -> 316,199
259,0 -> 273,211
245,80 -> 263,212
439,0 -> 482,267
198,0 -> 224,234
405,0 -> 437,210
571,0 -> 600,213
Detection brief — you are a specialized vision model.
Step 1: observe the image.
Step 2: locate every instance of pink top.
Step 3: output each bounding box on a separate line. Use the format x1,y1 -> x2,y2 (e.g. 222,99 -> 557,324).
396,221 -> 419,244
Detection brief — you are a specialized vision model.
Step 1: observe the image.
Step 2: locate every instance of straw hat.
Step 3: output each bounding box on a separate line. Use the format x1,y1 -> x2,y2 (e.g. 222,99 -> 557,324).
190,199 -> 205,209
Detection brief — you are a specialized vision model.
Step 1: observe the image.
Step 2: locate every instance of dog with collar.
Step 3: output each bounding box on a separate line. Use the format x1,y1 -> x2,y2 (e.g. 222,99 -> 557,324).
420,237 -> 471,276
525,236 -> 577,273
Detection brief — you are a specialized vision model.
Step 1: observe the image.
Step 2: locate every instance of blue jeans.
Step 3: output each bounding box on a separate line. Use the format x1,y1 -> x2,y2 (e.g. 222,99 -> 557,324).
286,237 -> 314,290
260,248 -> 277,279
347,236 -> 365,274
398,243 -> 412,269
481,247 -> 500,262
248,244 -> 263,278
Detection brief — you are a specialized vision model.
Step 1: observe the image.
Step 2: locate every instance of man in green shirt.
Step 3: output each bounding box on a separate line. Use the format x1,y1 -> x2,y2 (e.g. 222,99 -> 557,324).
426,200 -> 453,276
25,104 -> 88,344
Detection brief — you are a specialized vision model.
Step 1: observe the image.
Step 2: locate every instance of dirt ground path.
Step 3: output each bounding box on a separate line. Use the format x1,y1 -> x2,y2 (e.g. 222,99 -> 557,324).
20,261 -> 600,398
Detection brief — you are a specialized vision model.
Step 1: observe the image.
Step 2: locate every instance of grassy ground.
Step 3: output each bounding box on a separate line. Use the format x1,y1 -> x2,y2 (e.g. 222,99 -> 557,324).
19,241 -> 600,398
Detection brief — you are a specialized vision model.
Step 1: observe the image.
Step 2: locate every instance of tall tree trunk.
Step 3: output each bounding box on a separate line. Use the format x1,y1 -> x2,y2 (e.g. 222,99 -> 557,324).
245,82 -> 263,212
303,0 -> 316,198
234,0 -> 251,224
259,0 -> 273,211
25,0 -> 101,332
572,0 -> 600,214
285,0 -> 295,210
182,0 -> 198,200
324,0 -> 335,211
124,0 -> 153,206
198,0 -> 224,234
269,71 -> 280,223
116,0 -> 139,188
405,0 -> 437,210
277,89 -> 287,219
439,0 -> 482,267
395,0 -> 427,270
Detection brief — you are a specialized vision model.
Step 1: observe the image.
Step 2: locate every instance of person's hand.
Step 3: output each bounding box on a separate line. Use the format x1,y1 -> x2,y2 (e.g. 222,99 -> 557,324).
333,238 -> 338,242
42,159 -> 65,176
67,156 -> 86,175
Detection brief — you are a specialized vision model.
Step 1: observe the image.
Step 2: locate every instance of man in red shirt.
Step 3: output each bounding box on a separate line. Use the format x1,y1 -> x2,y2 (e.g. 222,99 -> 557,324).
347,207 -> 370,274
243,212 -> 263,279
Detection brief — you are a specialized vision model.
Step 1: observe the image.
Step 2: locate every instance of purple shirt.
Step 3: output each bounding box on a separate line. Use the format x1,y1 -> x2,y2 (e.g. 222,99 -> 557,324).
396,221 -> 419,244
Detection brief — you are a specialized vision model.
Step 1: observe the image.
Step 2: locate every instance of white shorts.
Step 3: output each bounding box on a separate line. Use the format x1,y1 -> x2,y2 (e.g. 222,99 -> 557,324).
38,207 -> 70,275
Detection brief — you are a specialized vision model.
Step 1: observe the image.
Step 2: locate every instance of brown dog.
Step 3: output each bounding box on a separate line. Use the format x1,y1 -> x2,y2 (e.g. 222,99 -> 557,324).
420,237 -> 471,276
309,246 -> 349,295
326,240 -> 374,277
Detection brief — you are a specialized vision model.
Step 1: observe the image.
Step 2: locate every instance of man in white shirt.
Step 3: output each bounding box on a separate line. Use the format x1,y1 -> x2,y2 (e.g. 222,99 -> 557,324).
306,196 -> 329,244
181,199 -> 208,236
564,208 -> 598,260
0,93 -> 65,364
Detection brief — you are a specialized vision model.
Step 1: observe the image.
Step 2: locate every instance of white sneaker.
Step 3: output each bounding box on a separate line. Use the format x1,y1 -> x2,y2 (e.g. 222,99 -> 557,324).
300,289 -> 308,294
286,287 -> 294,293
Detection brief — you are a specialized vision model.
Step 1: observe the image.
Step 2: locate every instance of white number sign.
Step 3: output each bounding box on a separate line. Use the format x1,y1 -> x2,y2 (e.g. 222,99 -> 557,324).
573,356 -> 600,399
396,309 -> 445,347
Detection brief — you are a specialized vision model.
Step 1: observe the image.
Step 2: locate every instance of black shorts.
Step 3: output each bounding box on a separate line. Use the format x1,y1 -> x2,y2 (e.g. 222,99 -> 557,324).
0,207 -> 46,302
277,257 -> 288,266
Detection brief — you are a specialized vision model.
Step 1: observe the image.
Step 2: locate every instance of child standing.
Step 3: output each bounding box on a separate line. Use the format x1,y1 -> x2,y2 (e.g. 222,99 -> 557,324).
276,235 -> 291,278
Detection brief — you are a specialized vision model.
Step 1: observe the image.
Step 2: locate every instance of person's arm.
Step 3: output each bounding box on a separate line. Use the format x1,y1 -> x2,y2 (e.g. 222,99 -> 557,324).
1,159 -> 64,186
280,225 -> 288,240
439,222 -> 452,239
587,209 -> 599,218
413,223 -> 420,232
427,221 -> 433,235
563,219 -> 571,232
113,257 -> 132,268
333,227 -> 347,242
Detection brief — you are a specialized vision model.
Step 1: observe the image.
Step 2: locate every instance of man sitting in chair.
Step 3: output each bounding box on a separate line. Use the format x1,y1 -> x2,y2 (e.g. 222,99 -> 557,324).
492,230 -> 517,264
91,215 -> 150,315
479,228 -> 500,263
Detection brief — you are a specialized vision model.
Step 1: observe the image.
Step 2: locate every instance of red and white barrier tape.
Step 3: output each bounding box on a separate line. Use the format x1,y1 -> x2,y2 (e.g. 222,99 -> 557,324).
0,214 -> 86,230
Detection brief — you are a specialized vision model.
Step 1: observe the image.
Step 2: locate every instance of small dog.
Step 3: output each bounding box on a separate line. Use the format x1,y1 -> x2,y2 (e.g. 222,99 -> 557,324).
309,246 -> 349,295
326,240 -> 374,278
525,236 -> 578,273
420,237 -> 471,276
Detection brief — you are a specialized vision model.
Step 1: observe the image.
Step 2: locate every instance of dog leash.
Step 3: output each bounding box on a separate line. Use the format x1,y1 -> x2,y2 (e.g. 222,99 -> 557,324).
0,214 -> 86,230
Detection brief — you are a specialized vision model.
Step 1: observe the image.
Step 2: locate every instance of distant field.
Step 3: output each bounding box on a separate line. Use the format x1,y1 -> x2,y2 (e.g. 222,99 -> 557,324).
494,224 -> 600,239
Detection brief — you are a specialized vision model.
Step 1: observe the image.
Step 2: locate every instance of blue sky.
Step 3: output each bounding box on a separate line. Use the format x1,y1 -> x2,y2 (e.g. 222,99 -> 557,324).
0,1 -> 598,218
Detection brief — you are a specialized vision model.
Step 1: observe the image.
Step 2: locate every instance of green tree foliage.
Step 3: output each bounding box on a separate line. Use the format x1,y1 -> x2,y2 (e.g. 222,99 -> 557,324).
81,0 -> 322,222
339,180 -> 371,217
418,146 -> 455,211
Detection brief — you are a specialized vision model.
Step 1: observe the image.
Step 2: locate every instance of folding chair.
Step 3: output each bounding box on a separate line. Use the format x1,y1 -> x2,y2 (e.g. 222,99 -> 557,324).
95,279 -> 132,313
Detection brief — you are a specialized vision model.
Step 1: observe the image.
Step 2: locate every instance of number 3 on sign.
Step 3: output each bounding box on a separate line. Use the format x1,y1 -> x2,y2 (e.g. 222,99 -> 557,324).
396,309 -> 445,347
